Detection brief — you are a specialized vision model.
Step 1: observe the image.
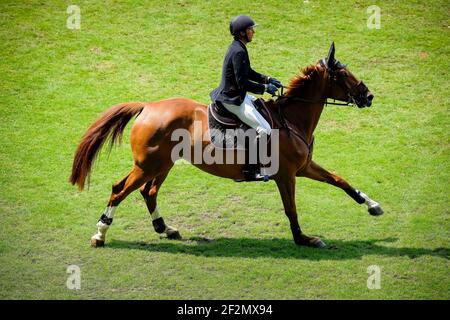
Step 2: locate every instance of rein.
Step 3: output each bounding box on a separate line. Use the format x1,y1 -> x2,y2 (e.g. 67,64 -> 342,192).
274,88 -> 353,106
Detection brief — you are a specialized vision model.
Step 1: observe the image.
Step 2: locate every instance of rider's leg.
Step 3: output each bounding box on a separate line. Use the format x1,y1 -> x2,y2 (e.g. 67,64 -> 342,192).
242,95 -> 271,179
222,94 -> 271,136
223,95 -> 272,179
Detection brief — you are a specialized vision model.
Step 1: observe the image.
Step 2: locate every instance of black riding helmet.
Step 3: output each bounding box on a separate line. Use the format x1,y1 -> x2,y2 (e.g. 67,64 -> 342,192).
229,15 -> 258,37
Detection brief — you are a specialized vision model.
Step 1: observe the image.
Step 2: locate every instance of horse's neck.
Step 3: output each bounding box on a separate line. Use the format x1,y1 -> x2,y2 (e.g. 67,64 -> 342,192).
283,77 -> 327,143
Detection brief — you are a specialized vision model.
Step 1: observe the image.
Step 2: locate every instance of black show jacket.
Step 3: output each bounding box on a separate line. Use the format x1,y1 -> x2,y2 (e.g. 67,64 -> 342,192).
210,40 -> 268,106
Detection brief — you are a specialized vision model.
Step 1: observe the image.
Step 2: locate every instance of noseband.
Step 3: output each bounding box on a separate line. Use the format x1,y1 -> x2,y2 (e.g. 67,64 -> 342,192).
346,80 -> 369,106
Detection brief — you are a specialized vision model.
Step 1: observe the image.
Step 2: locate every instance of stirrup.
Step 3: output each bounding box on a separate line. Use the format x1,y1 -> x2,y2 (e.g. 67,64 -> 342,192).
234,167 -> 270,183
258,167 -> 270,182
254,173 -> 270,182
233,174 -> 269,183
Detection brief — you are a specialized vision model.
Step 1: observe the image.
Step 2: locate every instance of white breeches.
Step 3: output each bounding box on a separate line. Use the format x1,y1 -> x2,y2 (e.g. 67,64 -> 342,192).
223,94 -> 272,136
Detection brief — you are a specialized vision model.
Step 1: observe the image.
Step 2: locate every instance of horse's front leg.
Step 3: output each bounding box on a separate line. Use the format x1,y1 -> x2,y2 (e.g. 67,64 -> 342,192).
275,175 -> 327,248
299,161 -> 384,216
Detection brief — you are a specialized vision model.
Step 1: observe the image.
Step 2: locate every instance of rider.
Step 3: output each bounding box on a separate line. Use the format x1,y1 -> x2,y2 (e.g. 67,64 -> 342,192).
210,15 -> 282,138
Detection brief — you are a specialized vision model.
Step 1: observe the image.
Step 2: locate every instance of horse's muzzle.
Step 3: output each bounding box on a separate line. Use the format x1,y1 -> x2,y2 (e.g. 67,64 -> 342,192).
366,92 -> 374,107
355,90 -> 374,108
351,81 -> 374,108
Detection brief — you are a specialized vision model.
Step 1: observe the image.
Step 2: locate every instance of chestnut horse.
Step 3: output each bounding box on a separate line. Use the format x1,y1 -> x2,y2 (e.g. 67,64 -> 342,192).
70,43 -> 383,248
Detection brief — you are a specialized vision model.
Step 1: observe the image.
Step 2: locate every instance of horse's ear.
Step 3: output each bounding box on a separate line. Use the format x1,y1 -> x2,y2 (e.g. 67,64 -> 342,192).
326,41 -> 335,69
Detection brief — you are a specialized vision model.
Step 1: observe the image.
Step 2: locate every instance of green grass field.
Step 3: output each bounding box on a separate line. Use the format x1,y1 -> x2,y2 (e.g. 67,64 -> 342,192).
0,0 -> 449,299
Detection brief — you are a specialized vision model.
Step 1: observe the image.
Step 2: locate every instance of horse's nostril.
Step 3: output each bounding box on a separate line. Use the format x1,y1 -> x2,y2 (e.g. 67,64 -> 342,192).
367,93 -> 374,101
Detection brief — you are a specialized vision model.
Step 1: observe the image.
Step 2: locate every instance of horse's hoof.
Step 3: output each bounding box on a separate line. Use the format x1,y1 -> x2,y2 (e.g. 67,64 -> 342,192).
368,205 -> 384,216
311,238 -> 327,248
166,228 -> 182,240
91,238 -> 105,247
295,237 -> 326,248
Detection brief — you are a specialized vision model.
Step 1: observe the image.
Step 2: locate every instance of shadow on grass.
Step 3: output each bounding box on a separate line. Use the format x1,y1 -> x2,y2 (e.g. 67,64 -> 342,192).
107,237 -> 449,261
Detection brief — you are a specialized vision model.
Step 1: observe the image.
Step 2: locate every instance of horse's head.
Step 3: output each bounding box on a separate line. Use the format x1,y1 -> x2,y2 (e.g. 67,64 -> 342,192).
321,42 -> 374,108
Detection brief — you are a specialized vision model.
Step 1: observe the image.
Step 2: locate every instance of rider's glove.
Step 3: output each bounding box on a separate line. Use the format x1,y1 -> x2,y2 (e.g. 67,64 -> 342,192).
268,77 -> 282,88
265,83 -> 278,95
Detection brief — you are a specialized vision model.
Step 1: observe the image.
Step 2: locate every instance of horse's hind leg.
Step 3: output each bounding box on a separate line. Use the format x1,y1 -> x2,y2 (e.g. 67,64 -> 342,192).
91,166 -> 150,247
299,161 -> 384,216
140,169 -> 181,240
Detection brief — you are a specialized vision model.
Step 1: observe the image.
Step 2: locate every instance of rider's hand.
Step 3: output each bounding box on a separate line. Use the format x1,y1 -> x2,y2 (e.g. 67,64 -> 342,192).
268,77 -> 282,88
265,83 -> 278,95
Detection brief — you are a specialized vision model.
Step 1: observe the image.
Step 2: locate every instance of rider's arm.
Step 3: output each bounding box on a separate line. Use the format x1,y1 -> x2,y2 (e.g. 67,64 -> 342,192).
248,67 -> 269,84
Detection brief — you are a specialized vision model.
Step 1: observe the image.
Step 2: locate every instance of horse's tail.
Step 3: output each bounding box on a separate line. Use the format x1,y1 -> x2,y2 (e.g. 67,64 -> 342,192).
70,102 -> 146,190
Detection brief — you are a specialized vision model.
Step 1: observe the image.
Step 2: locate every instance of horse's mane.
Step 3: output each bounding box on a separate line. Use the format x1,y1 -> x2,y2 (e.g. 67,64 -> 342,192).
285,64 -> 320,96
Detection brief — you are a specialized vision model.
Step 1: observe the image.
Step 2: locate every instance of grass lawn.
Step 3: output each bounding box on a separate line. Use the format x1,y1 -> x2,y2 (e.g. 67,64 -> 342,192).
0,0 -> 448,299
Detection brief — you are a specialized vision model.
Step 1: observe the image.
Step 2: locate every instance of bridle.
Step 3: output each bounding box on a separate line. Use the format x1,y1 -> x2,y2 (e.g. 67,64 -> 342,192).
274,59 -> 368,108
271,60 -> 370,151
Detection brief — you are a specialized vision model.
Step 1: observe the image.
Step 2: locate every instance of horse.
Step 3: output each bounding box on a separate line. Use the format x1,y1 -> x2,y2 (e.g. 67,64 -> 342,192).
70,42 -> 383,249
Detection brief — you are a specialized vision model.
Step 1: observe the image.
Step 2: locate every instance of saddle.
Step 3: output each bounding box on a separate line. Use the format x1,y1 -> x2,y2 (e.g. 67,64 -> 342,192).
207,98 -> 274,149
207,99 -> 275,182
